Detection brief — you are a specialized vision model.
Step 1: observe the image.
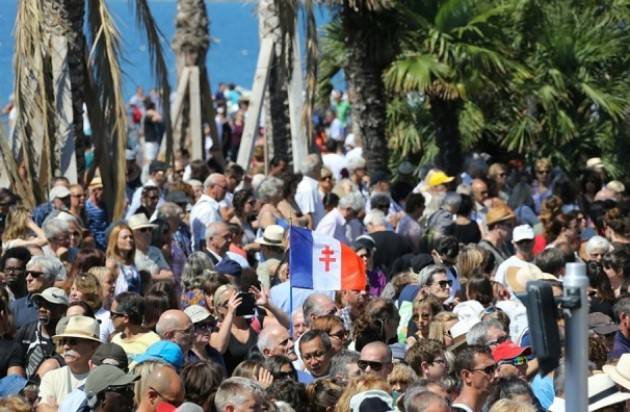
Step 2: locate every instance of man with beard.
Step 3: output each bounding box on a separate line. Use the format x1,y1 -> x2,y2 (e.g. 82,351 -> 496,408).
1,247 -> 31,301
15,287 -> 68,379
37,315 -> 101,410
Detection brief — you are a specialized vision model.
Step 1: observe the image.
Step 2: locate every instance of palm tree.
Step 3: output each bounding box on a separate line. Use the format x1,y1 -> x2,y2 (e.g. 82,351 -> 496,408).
12,0 -> 170,220
384,0 -> 516,176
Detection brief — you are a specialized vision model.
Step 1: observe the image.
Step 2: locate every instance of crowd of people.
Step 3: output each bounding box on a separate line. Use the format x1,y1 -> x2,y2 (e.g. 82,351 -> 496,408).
2,114 -> 630,412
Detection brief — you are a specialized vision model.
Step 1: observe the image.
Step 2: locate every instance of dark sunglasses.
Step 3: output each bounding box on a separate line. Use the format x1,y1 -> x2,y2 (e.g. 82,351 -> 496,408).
358,360 -> 387,372
194,321 -> 217,331
499,355 -> 527,367
428,280 -> 453,288
487,335 -> 509,346
27,270 -> 45,278
59,337 -> 81,346
472,363 -> 498,376
273,371 -> 295,380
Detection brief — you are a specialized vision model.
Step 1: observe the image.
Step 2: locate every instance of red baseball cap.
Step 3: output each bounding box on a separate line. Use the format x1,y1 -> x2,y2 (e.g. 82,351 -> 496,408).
156,402 -> 177,412
491,340 -> 531,362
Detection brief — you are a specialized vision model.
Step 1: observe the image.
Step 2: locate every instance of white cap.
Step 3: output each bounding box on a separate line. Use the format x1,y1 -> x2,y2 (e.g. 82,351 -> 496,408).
513,224 -> 534,242
183,305 -> 211,324
49,186 -> 71,201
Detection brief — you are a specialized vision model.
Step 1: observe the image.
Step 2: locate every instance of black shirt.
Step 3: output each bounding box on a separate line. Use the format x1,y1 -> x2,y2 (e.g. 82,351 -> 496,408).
445,221 -> 482,244
369,231 -> 411,275
0,338 -> 25,377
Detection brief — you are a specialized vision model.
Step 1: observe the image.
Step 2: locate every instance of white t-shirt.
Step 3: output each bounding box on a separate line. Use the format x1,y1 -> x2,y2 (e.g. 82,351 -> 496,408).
95,307 -> 114,343
494,255 -> 529,287
38,366 -> 89,407
316,208 -> 348,244
190,194 -> 221,250
295,176 -> 325,227
322,153 -> 347,181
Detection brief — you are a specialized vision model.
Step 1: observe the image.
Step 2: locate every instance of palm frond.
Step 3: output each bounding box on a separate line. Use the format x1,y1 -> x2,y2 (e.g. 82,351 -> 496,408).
132,0 -> 173,162
302,0 -> 318,142
384,53 -> 451,93
87,0 -> 128,220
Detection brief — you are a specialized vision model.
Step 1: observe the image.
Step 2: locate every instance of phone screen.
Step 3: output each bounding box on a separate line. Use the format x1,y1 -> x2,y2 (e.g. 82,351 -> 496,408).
236,292 -> 256,317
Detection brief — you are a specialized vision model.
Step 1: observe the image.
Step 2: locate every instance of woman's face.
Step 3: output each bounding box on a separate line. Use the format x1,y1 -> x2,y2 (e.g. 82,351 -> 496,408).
193,319 -> 215,345
356,248 -> 373,270
443,319 -> 458,346
69,282 -> 84,303
319,176 -> 334,193
68,222 -> 82,248
564,218 -> 580,244
414,305 -> 433,330
116,229 -> 134,253
603,264 -> 621,281
243,197 -> 256,216
327,325 -> 347,353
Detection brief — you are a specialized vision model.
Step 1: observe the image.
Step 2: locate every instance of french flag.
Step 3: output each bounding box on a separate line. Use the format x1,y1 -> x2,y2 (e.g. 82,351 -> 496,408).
289,226 -> 366,291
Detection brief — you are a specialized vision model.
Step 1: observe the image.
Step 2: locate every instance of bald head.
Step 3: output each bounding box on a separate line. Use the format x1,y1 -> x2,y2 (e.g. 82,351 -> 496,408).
471,179 -> 488,204
303,293 -> 337,327
257,323 -> 292,357
142,365 -> 185,410
156,310 -> 193,352
359,341 -> 393,380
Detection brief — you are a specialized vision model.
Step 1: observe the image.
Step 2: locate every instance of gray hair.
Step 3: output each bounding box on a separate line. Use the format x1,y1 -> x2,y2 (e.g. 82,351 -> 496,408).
181,251 -> 214,290
256,324 -> 287,353
206,222 -> 228,241
203,173 -> 225,190
418,264 -> 448,288
214,377 -> 265,411
300,154 -> 322,176
466,319 -> 506,346
302,293 -> 334,326
441,192 -> 462,212
256,177 -> 284,203
404,391 -> 450,412
339,192 -> 365,212
26,255 -> 66,283
363,209 -> 386,227
186,179 -> 202,189
43,219 -> 69,240
157,202 -> 182,221
329,350 -> 360,381
585,235 -> 611,256
346,157 -> 366,172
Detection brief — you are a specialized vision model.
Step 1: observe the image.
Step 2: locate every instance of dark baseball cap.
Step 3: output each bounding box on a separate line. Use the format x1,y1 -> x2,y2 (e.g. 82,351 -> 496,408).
92,342 -> 129,371
85,365 -> 138,396
149,160 -> 169,175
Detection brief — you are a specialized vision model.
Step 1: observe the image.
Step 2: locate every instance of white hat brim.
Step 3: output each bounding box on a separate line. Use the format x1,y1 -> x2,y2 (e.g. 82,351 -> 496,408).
603,364 -> 630,391
589,391 -> 630,411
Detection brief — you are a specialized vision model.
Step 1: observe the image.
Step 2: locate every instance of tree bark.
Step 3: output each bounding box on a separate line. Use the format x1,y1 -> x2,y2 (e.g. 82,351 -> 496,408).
341,7 -> 389,175
430,96 -> 462,177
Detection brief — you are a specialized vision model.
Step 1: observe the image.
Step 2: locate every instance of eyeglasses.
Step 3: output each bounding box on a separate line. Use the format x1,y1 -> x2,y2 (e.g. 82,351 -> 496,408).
328,330 -> 346,340
427,280 -> 452,289
432,358 -> 446,365
412,312 -> 432,322
194,321 -> 216,332
499,356 -> 528,367
471,363 -> 498,376
26,270 -> 45,278
302,350 -> 327,362
358,360 -> 389,372
486,335 -> 509,346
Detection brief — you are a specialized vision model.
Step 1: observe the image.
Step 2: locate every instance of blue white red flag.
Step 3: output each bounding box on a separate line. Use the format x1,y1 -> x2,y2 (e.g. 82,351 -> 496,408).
289,226 -> 366,291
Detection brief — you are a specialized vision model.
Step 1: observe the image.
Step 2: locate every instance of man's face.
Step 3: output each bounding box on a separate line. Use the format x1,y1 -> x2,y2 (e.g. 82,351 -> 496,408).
96,385 -> 135,412
50,230 -> 71,250
36,301 -> 66,325
472,181 -> 489,204
209,226 -> 232,254
228,393 -> 265,412
497,355 -> 527,379
292,313 -> 306,339
358,345 -> 393,380
423,354 -> 447,381
52,196 -> 71,211
425,272 -> 451,302
26,266 -> 50,294
152,170 -> 167,187
91,187 -> 104,203
143,189 -> 160,211
171,320 -> 194,353
469,353 -> 497,394
3,257 -> 26,290
267,328 -> 293,357
59,337 -> 97,368
300,337 -> 332,377
515,239 -> 534,259
485,327 -> 508,350
227,174 -> 242,192
209,177 -> 228,201
70,188 -> 86,209
109,300 -> 126,332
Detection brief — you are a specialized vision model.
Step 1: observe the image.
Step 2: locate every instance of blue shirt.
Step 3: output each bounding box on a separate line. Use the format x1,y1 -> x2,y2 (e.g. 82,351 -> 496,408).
611,331 -> 630,359
85,199 -> 109,249
530,373 -> 554,409
10,295 -> 37,329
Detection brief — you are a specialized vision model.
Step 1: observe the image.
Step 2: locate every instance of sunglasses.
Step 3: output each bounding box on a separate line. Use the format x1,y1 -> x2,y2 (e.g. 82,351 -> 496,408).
428,280 -> 453,288
273,371 -> 295,380
59,338 -> 81,346
472,363 -> 498,376
358,360 -> 388,372
194,321 -> 217,331
27,270 -> 45,278
500,356 -> 528,366
487,335 -> 509,346
328,330 -> 347,340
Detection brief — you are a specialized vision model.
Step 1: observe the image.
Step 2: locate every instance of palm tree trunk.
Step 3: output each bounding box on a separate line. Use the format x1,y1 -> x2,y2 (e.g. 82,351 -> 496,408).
341,7 -> 389,174
259,0 -> 291,163
430,97 -> 462,177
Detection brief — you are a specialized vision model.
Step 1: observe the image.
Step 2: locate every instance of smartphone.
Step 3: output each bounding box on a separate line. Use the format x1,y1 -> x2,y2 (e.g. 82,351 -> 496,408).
236,292 -> 256,317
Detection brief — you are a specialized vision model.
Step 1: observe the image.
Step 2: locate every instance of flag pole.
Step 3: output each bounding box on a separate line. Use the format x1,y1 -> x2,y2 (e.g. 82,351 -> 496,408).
288,218 -> 293,337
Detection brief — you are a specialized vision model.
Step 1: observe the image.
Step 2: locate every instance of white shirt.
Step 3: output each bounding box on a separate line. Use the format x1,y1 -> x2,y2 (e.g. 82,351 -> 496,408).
295,176 -> 325,227
190,194 -> 221,250
316,208 -> 348,244
38,366 -> 89,407
494,255 -> 529,287
95,307 -> 114,343
322,153 -> 347,180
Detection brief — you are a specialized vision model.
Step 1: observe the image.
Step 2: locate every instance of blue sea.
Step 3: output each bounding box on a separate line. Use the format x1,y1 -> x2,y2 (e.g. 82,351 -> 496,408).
0,0 -> 337,107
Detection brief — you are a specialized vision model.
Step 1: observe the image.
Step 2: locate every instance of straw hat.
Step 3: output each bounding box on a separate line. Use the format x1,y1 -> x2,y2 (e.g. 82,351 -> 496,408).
255,225 -> 285,247
588,373 -> 630,411
53,315 -> 101,343
505,263 -> 560,294
128,214 -> 157,231
603,354 -> 630,391
88,176 -> 104,189
486,204 -> 516,226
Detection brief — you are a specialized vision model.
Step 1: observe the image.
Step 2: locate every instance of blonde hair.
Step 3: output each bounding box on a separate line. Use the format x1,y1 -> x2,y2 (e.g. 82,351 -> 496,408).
428,311 -> 458,342
335,375 -> 391,412
213,284 -> 237,309
88,266 -> 116,284
71,273 -> 103,310
387,363 -> 418,391
0,396 -> 31,412
105,223 -> 135,264
456,244 -> 485,282
489,399 -> 536,412
488,163 -> 507,180
232,360 -> 264,380
2,206 -> 31,242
